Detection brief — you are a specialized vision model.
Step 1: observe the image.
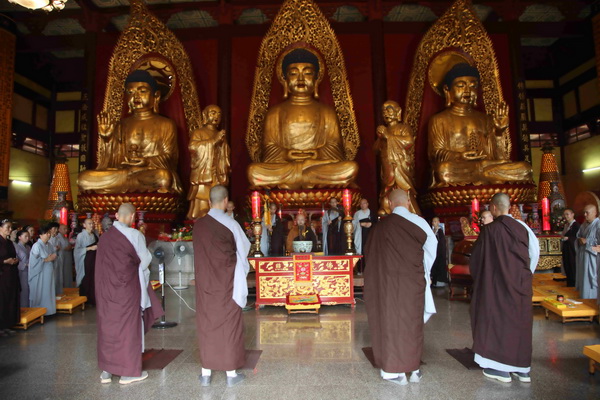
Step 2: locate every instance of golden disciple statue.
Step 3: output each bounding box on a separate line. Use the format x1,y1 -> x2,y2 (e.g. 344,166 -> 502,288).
187,105 -> 230,219
247,48 -> 358,190
428,63 -> 532,187
79,70 -> 182,194
374,101 -> 420,214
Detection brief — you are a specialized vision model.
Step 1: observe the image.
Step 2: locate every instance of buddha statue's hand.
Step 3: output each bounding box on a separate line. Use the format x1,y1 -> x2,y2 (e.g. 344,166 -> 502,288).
97,112 -> 115,138
287,149 -> 317,162
376,125 -> 387,139
463,151 -> 486,161
121,157 -> 148,167
216,130 -> 226,143
491,102 -> 509,132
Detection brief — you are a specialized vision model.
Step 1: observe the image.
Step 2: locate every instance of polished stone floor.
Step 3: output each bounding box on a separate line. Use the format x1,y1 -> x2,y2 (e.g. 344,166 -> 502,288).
0,286 -> 599,400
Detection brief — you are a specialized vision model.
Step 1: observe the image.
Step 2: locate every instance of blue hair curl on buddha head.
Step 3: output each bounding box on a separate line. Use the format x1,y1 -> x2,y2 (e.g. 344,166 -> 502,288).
443,63 -> 480,88
125,70 -> 159,93
282,48 -> 320,79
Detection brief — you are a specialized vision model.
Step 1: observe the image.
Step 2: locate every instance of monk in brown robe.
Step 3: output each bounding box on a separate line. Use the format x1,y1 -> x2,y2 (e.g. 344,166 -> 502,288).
365,189 -> 437,385
193,185 -> 251,387
285,212 -> 318,254
96,203 -> 163,384
470,193 -> 539,383
0,220 -> 19,335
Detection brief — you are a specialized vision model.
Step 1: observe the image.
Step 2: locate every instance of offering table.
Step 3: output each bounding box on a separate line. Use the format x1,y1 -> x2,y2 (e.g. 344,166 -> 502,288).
249,255 -> 361,308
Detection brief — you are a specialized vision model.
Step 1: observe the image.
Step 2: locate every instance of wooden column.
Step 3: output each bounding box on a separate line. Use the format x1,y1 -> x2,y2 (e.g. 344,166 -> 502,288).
0,16 -> 16,212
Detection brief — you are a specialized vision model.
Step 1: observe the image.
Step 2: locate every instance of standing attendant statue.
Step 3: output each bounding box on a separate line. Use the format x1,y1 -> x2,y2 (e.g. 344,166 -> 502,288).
187,105 -> 231,220
374,101 -> 420,214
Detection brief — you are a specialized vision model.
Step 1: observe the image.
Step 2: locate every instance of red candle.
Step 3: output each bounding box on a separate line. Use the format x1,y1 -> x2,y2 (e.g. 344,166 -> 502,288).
251,191 -> 261,220
342,189 -> 351,215
59,207 -> 68,226
471,197 -> 480,213
278,205 -> 282,220
542,197 -> 550,232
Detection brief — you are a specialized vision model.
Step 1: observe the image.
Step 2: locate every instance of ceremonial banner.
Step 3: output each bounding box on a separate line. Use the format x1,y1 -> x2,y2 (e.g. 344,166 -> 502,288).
293,254 -> 313,283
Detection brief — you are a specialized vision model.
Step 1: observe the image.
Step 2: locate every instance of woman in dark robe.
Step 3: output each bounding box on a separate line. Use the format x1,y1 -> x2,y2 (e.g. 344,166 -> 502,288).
79,232 -> 99,305
0,219 -> 20,334
430,217 -> 448,287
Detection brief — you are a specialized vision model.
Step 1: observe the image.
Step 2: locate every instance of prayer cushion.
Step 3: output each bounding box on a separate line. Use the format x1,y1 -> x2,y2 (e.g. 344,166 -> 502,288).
56,295 -> 87,314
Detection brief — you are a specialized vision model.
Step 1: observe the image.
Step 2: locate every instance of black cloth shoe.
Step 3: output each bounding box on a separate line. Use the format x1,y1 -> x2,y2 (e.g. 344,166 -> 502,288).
227,373 -> 245,387
483,368 -> 511,383
510,372 -> 531,383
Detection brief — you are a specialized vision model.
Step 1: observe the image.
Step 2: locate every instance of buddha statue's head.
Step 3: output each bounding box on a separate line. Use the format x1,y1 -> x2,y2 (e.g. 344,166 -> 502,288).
442,63 -> 480,108
124,70 -> 161,114
202,105 -> 222,127
281,48 -> 321,99
382,100 -> 402,125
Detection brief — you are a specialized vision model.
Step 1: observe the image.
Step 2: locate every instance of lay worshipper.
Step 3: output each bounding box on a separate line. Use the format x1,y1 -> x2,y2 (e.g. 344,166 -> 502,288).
96,203 -> 163,385
365,189 -> 437,385
0,220 -> 20,335
430,217 -> 448,288
24,225 -> 35,248
322,197 -> 344,255
29,225 -> 58,316
470,193 -> 539,383
261,203 -> 286,256
575,204 -> 599,298
561,208 -> 580,287
14,230 -> 31,307
74,219 -> 97,287
286,211 -> 318,254
193,185 -> 250,387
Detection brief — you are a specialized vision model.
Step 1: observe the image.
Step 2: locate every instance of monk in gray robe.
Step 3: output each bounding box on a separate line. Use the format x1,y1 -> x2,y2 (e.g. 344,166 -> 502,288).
74,219 -> 96,287
14,229 -> 31,307
193,185 -> 250,387
575,204 -> 599,299
29,226 -> 58,316
365,189 -> 437,385
56,224 -> 74,289
470,193 -> 540,383
96,203 -> 163,384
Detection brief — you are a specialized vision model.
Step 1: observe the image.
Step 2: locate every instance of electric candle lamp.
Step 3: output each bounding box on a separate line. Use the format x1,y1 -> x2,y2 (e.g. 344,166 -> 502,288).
542,197 -> 550,232
471,197 -> 480,213
59,207 -> 68,226
251,191 -> 261,220
342,189 -> 351,215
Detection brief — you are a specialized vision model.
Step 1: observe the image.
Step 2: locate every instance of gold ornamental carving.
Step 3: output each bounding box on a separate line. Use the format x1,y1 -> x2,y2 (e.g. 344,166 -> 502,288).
422,183 -> 536,208
536,256 -> 561,271
245,0 -> 360,163
404,0 -> 511,157
97,0 -> 202,164
0,26 -> 15,188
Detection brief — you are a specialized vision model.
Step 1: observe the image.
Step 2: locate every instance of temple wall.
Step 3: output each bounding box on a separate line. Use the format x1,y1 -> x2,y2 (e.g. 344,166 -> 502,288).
561,134 -> 600,207
7,148 -> 50,225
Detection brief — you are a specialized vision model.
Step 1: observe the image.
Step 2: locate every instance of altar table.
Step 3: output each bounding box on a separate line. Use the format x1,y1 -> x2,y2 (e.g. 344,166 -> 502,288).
542,298 -> 599,323
249,255 -> 361,308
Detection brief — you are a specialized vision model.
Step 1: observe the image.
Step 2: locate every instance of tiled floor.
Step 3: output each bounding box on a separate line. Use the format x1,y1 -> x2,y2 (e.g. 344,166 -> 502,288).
0,286 -> 599,400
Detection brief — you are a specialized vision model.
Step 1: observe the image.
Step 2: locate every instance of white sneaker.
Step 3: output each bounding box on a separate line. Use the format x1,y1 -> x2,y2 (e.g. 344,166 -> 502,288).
100,371 -> 112,384
119,371 -> 148,385
409,371 -> 422,383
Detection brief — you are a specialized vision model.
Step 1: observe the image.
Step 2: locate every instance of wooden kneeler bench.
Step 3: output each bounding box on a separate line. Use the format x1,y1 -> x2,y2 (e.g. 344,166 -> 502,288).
542,298 -> 599,323
56,295 -> 87,314
14,307 -> 47,330
584,345 -> 600,375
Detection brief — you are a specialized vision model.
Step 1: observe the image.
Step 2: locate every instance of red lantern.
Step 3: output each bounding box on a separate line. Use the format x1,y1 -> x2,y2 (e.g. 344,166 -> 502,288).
59,207 -> 68,226
251,191 -> 261,220
542,197 -> 550,232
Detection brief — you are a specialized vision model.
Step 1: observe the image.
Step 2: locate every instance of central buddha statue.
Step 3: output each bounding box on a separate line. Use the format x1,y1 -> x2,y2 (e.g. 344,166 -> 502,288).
78,70 -> 182,194
428,63 -> 532,187
247,48 -> 358,190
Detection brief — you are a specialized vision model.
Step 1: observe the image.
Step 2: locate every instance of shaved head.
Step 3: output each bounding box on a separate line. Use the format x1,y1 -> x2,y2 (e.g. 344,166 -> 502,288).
388,189 -> 409,209
490,193 -> 510,216
116,203 -> 136,227
480,210 -> 493,225
210,185 -> 228,204
584,204 -> 598,222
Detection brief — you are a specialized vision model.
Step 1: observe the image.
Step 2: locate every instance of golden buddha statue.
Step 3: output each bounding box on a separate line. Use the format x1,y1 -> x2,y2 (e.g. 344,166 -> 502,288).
374,100 -> 420,214
247,48 -> 358,190
78,70 -> 182,194
428,63 -> 532,187
187,105 -> 230,220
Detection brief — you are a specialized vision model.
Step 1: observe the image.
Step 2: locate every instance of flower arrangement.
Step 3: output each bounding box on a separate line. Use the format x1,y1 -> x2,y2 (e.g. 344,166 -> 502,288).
157,225 -> 193,241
